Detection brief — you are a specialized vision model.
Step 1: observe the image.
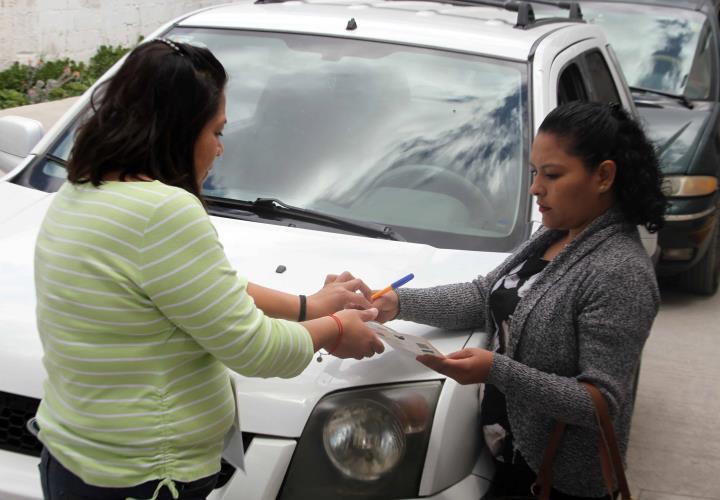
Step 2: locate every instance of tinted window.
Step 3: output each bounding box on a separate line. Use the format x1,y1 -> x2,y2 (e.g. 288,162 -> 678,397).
584,50 -> 621,103
686,25 -> 716,99
558,63 -> 589,104
582,2 -> 710,97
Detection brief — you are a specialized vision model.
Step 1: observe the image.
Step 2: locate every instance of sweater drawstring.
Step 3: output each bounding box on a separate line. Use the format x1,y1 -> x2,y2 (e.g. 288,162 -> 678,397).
126,477 -> 179,500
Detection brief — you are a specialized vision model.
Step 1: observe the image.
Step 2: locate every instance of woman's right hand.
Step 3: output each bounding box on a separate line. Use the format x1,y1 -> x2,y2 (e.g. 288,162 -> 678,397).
328,308 -> 385,360
372,290 -> 400,324
321,271 -> 400,324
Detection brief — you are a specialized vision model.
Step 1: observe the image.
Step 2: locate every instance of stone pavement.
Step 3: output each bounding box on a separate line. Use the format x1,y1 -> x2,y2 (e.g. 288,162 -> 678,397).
2,99 -> 719,499
626,284 -> 720,500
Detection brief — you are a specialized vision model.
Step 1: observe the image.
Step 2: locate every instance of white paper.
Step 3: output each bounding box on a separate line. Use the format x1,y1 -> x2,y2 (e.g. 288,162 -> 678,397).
222,376 -> 245,471
367,321 -> 445,357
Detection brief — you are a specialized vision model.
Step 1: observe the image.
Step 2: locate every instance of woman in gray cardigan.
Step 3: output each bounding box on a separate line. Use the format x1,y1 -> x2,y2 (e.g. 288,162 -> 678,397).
372,102 -> 667,498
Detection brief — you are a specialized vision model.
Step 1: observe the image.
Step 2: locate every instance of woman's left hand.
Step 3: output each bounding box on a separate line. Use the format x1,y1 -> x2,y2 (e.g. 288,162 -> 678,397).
307,271 -> 373,319
416,348 -> 494,385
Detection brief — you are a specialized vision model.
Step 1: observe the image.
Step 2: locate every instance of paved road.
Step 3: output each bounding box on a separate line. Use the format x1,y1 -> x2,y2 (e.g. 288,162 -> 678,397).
627,284 -> 720,500
0,97 -> 80,133
0,97 -> 80,176
2,99 -> 719,499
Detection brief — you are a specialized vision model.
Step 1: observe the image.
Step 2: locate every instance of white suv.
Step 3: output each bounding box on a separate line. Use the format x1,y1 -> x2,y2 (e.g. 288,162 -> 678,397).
0,1 -> 644,499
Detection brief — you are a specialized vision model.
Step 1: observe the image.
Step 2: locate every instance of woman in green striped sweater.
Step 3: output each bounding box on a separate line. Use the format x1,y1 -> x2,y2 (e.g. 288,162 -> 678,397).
34,39 -> 384,500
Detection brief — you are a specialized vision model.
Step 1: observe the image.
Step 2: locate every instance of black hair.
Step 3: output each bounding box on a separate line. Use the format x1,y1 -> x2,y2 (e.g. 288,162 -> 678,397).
538,101 -> 667,233
67,39 -> 228,198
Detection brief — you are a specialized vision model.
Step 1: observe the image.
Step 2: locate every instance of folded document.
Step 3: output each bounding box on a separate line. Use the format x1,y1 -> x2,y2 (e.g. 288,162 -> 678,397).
367,321 -> 444,357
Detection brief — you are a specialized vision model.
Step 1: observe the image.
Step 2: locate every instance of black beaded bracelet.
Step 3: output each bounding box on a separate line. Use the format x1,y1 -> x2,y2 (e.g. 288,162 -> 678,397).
298,294 -> 307,322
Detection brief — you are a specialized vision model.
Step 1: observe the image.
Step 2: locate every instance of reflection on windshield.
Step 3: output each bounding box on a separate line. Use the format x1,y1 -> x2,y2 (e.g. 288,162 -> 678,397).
582,3 -> 707,96
174,28 -> 527,248
334,88 -> 523,234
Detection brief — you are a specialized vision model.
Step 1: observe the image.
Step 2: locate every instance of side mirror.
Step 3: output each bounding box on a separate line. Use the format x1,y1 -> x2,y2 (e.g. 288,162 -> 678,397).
0,115 -> 44,173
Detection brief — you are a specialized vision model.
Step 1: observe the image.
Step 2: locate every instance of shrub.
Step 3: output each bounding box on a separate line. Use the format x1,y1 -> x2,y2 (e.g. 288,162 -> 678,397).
0,89 -> 29,109
0,62 -> 34,93
87,44 -> 130,80
0,43 -> 130,109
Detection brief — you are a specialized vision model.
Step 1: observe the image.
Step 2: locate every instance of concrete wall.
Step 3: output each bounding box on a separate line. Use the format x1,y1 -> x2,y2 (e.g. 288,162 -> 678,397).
0,0 -> 233,70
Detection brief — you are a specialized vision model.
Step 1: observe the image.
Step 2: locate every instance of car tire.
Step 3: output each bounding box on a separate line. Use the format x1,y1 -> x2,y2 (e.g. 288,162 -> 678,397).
676,215 -> 720,295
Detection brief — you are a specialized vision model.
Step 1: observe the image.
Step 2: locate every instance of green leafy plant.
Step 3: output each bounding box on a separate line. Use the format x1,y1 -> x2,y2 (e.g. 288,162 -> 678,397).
87,44 -> 130,80
0,62 -> 33,92
0,43 -> 131,109
0,89 -> 29,109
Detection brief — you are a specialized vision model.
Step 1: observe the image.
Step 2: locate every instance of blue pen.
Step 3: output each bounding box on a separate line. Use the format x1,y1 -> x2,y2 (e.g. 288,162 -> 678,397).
371,273 -> 415,301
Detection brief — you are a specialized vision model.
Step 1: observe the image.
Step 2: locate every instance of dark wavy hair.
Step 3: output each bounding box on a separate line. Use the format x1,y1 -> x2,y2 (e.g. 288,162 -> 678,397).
67,39 -> 227,198
538,101 -> 667,233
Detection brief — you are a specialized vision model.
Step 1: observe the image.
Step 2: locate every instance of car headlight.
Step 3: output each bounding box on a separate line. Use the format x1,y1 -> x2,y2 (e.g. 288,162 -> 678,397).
662,175 -> 718,197
323,399 -> 406,481
278,381 -> 442,499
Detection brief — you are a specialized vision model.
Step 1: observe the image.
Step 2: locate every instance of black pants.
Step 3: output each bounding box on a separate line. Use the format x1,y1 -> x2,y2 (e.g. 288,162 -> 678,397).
39,448 -> 219,500
488,455 -> 617,500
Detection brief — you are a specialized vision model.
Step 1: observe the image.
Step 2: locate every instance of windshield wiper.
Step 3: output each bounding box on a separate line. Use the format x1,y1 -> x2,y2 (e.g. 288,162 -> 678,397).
630,86 -> 694,109
46,153 -> 68,166
205,196 -> 405,241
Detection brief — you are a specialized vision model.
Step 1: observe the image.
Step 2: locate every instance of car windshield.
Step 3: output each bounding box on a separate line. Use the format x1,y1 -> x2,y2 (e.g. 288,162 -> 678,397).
14,28 -> 530,252
581,3 -> 712,98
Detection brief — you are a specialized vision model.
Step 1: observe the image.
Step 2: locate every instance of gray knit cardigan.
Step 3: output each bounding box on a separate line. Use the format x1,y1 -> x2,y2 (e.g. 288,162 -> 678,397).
397,208 -> 659,497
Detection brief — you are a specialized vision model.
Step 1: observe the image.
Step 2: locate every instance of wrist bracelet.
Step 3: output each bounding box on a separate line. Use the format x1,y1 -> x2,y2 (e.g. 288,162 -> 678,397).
298,294 -> 307,322
327,313 -> 344,355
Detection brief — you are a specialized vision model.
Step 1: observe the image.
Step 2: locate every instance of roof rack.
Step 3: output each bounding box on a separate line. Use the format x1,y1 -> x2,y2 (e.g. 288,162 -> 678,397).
253,0 -> 583,29
529,1 -> 582,21
438,0 -> 583,28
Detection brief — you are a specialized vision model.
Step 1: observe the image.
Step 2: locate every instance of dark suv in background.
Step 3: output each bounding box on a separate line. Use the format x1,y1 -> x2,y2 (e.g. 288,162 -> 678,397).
573,0 -> 720,294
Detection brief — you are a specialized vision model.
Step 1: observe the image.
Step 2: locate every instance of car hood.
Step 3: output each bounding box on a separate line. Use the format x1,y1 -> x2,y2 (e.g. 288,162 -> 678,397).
636,101 -> 714,175
0,182 -> 507,437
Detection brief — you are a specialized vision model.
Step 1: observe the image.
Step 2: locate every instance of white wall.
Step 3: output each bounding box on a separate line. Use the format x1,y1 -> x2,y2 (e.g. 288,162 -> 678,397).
0,0 -> 235,70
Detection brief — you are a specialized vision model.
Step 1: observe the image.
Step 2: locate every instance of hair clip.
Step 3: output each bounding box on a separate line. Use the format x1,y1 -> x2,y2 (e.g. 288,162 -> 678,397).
155,38 -> 183,56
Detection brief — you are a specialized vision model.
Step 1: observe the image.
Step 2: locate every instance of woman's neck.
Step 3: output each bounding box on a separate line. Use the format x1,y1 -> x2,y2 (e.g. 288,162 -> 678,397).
102,171 -> 154,182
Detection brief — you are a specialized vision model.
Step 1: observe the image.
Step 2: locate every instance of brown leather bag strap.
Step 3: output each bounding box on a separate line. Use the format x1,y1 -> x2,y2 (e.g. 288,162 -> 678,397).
599,434 -> 617,495
534,421 -> 565,500
582,383 -> 632,500
534,383 -> 633,500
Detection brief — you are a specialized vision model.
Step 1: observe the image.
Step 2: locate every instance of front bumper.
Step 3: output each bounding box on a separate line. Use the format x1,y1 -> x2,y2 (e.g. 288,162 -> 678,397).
0,442 -> 492,500
0,450 -> 42,500
214,437 -> 492,499
656,196 -> 718,275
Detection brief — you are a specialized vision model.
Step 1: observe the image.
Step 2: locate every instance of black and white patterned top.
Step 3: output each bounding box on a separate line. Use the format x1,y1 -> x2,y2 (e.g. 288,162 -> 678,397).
481,251 -> 548,462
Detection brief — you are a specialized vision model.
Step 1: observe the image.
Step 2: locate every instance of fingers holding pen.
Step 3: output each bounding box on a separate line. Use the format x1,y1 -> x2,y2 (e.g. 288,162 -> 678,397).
309,275 -> 374,318
371,290 -> 400,323
318,272 -> 415,319
338,278 -> 373,305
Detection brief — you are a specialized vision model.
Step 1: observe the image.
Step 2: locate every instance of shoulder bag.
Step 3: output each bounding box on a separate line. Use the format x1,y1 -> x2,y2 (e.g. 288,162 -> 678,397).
532,382 -> 633,500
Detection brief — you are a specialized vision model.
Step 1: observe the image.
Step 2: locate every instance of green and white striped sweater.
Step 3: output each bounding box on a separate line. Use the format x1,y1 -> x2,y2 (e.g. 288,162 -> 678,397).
34,180 -> 313,488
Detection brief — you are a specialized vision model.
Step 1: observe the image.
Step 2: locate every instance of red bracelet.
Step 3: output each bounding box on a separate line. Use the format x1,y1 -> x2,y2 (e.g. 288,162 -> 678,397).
327,313 -> 344,355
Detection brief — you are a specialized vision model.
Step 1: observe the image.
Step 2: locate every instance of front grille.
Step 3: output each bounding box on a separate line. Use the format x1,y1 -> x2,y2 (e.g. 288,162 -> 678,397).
0,391 -> 42,457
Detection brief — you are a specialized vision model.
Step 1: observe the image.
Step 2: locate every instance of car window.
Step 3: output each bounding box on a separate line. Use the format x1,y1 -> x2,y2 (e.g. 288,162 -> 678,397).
13,28 -> 531,252
582,2 -> 710,97
685,24 -> 716,99
584,50 -> 621,104
558,62 -> 589,105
